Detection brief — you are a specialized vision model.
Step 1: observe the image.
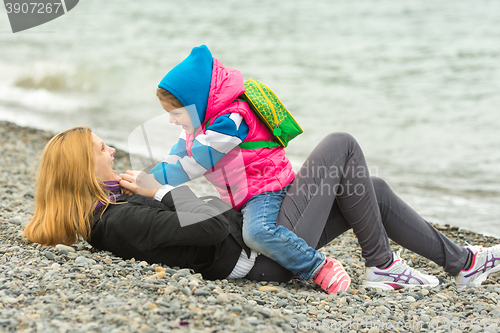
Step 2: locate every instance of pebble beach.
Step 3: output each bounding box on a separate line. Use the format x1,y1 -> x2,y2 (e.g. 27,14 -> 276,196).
2,121 -> 500,333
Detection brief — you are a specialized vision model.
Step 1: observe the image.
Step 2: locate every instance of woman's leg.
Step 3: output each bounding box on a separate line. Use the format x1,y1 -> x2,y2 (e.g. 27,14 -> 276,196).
368,176 -> 469,276
245,254 -> 295,283
368,178 -> 500,289
248,132 -> 469,282
276,132 -> 393,267
315,177 -> 470,276
246,132 -> 393,280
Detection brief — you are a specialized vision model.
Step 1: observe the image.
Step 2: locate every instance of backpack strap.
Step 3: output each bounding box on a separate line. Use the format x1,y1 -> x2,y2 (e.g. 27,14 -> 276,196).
235,95 -> 281,149
238,140 -> 281,149
203,97 -> 281,150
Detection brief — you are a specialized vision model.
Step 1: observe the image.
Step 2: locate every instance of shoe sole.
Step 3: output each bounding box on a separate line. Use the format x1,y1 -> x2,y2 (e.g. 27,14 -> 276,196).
362,280 -> 439,290
457,264 -> 500,291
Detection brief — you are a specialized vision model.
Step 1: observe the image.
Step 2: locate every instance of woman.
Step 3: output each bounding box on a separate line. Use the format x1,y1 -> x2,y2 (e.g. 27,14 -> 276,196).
23,126 -> 500,293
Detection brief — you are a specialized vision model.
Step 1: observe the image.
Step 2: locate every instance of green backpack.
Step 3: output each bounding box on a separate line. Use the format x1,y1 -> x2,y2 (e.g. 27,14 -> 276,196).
237,79 -> 303,149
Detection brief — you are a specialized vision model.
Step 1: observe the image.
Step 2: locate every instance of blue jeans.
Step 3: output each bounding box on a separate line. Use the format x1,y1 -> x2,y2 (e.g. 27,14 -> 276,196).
241,185 -> 326,280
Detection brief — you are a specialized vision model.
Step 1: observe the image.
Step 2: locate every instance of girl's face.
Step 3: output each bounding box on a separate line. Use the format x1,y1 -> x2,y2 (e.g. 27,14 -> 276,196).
159,99 -> 195,134
92,133 -> 119,182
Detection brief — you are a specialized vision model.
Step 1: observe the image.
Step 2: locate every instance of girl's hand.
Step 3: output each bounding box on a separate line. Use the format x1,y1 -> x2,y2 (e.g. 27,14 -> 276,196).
119,170 -> 161,198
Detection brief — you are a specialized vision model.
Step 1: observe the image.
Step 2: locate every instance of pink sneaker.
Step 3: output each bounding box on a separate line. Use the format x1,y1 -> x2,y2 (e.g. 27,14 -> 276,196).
313,257 -> 351,294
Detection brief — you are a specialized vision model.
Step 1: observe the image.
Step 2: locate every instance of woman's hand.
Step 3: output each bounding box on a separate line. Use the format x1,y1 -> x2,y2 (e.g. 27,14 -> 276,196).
119,170 -> 161,198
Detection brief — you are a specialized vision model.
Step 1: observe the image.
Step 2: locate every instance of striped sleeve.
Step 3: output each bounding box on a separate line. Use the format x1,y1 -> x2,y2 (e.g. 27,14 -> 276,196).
167,131 -> 189,161
149,113 -> 249,185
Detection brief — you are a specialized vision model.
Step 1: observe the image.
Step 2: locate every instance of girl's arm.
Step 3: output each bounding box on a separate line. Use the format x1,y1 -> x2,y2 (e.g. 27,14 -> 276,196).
149,113 -> 249,185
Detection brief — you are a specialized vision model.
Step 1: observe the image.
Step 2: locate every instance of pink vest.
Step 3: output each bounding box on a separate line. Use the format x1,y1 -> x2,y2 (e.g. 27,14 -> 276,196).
184,59 -> 295,210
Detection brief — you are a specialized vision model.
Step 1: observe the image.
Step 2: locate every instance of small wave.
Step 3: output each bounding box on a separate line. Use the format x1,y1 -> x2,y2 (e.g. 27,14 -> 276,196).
0,61 -> 97,93
15,74 -> 72,92
13,70 -> 97,93
0,84 -> 95,113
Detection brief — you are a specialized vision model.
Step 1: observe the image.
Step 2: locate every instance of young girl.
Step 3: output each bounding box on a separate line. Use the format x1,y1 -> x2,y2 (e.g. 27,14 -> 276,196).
149,45 -> 351,293
150,45 -> 436,293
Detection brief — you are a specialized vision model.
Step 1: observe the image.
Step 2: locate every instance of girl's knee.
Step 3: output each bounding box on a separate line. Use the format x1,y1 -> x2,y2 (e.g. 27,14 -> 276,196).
242,232 -> 266,254
242,222 -> 253,243
242,222 -> 264,250
242,221 -> 280,254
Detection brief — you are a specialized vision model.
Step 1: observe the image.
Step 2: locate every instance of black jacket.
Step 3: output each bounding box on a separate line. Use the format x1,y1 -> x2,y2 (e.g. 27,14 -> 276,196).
89,186 -> 251,280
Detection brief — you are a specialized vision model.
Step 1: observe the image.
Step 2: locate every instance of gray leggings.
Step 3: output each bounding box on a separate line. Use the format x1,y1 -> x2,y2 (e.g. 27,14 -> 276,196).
246,132 -> 469,282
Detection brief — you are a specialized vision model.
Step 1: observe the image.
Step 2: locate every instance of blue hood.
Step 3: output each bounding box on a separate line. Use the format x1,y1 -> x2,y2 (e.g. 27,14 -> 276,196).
158,45 -> 213,127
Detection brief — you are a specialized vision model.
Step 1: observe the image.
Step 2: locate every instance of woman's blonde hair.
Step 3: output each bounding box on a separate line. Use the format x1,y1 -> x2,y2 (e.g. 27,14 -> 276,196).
23,126 -> 114,246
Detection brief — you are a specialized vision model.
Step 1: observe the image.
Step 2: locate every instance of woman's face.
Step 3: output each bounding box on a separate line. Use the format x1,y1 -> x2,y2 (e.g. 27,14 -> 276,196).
92,133 -> 119,182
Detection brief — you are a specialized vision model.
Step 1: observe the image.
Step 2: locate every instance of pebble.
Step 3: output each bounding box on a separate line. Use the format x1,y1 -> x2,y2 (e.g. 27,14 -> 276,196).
193,289 -> 210,296
58,248 -> 69,255
163,286 -> 178,295
277,299 -> 288,307
75,256 -> 92,265
244,317 -> 258,325
55,244 -> 75,252
258,285 -> 278,292
43,251 -> 55,260
420,314 -> 431,322
217,293 -> 230,304
8,217 -> 22,225
181,287 -> 191,296
229,305 -> 243,313
1,121 -> 500,332
206,296 -> 217,304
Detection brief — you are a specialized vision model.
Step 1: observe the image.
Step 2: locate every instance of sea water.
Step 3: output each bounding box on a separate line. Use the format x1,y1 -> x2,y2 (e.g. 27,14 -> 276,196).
1,0 -> 499,236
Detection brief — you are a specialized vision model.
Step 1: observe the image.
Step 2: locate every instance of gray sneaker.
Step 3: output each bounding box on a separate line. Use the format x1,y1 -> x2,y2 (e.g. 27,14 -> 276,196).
455,245 -> 500,290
